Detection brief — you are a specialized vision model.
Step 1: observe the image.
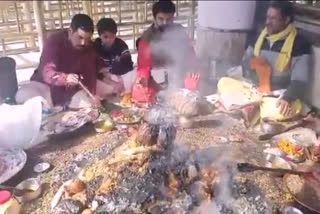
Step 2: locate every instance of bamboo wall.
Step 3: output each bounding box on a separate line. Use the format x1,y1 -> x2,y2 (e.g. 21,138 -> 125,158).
1,0 -> 319,70
0,0 -> 197,69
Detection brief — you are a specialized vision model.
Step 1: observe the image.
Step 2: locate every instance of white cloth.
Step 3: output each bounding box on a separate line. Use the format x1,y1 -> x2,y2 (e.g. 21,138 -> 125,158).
0,96 -> 42,149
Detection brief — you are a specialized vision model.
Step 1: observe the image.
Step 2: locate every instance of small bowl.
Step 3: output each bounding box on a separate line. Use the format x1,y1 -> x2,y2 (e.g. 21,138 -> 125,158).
265,153 -> 276,162
33,162 -> 51,173
15,178 -> 42,202
94,120 -> 114,133
272,157 -> 292,170
260,119 -> 285,135
285,155 -> 305,164
283,206 -> 303,214
270,157 -> 292,177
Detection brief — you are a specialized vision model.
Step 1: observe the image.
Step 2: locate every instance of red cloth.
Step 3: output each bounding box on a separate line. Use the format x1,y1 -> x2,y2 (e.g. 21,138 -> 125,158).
132,76 -> 161,104
132,82 -> 157,104
31,30 -> 102,106
136,39 -> 153,79
132,39 -> 158,103
0,190 -> 11,204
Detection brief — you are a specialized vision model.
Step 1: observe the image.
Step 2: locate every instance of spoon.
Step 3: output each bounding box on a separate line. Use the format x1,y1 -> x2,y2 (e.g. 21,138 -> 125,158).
237,163 -> 310,176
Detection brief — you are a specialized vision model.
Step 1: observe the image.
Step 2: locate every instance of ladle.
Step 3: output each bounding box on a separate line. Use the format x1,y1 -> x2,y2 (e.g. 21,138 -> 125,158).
237,163 -> 311,176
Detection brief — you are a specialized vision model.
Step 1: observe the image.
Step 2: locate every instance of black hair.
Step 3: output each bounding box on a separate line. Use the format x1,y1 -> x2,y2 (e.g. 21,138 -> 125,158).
152,0 -> 176,18
97,18 -> 117,35
269,1 -> 295,23
70,14 -> 94,33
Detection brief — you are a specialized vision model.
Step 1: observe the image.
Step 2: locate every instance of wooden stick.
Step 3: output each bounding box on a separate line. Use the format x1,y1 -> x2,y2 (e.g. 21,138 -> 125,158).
78,81 -> 96,103
237,163 -> 309,176
258,121 -> 304,141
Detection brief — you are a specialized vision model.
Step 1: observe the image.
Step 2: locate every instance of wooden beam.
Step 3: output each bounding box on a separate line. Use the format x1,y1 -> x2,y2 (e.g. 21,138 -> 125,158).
22,2 -> 36,48
118,0 -> 122,23
58,1 -> 63,28
1,38 -> 6,56
33,0 -> 45,51
82,0 -> 92,17
13,2 -> 21,33
190,0 -> 196,40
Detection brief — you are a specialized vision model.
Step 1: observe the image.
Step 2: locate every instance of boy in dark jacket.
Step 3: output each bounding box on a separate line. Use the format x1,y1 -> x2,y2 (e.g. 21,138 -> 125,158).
94,18 -> 133,79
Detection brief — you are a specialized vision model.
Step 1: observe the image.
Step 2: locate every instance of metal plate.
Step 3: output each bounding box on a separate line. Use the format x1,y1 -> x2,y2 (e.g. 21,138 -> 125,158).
0,148 -> 27,184
33,162 -> 51,173
41,108 -> 99,135
110,109 -> 142,125
284,174 -> 320,213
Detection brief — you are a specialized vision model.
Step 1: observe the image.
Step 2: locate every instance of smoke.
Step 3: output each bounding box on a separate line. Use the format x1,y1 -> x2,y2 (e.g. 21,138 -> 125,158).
191,146 -> 245,214
192,144 -> 274,214
206,149 -> 238,214
150,24 -> 197,90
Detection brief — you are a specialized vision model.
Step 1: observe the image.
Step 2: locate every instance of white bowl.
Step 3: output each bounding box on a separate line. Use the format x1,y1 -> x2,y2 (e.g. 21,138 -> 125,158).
283,206 -> 303,214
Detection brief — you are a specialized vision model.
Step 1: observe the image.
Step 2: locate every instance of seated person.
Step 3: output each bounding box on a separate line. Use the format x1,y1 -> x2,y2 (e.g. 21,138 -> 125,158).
94,18 -> 133,77
94,18 -> 134,96
217,1 -> 311,122
0,57 -> 18,104
132,0 -> 200,104
15,14 -> 121,109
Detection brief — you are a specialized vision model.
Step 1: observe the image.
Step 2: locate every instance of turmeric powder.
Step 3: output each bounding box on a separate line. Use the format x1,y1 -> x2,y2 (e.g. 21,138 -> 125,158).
278,139 -> 304,157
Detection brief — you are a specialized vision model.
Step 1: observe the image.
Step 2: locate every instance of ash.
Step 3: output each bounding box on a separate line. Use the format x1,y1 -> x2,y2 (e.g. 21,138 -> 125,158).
56,136 -> 124,182
143,104 -> 178,125
216,180 -> 274,214
54,105 -> 273,214
93,146 -> 194,213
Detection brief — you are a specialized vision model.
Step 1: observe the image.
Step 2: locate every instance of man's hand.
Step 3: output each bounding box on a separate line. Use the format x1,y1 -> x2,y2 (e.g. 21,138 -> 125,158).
105,78 -> 124,95
277,99 -> 292,116
93,95 -> 102,108
184,72 -> 200,91
99,67 -> 111,75
66,74 -> 79,86
116,76 -> 125,93
113,82 -> 125,95
137,77 -> 149,87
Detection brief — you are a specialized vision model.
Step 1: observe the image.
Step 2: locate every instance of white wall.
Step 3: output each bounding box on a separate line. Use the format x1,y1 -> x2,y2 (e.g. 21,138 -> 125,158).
308,46 -> 320,109
198,1 -> 256,30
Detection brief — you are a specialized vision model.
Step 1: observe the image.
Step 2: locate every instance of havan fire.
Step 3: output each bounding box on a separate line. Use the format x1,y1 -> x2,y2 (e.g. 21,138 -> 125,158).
51,106 -> 271,214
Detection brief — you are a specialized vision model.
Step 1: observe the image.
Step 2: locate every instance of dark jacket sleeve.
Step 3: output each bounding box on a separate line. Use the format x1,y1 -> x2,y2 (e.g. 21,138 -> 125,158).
282,80 -> 306,102
283,37 -> 311,102
110,41 -> 133,75
282,54 -> 311,101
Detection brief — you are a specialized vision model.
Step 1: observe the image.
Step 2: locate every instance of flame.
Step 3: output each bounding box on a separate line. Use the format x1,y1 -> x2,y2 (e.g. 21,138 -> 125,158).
128,138 -> 139,149
98,178 -> 115,194
169,172 -> 179,196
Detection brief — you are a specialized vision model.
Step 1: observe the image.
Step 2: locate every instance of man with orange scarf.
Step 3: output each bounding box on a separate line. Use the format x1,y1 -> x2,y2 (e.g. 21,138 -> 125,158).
132,0 -> 200,104
217,1 -> 311,123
